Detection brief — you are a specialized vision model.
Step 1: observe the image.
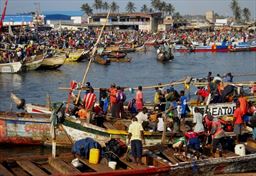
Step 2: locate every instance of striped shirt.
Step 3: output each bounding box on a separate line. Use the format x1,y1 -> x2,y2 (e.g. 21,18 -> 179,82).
83,93 -> 96,110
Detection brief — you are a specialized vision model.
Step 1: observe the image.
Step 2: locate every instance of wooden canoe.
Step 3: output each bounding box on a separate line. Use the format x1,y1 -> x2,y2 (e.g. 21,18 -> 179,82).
22,55 -> 44,71
61,117 -> 172,147
0,112 -> 71,146
94,55 -> 111,65
39,53 -> 66,69
0,61 -> 22,73
109,57 -> 131,63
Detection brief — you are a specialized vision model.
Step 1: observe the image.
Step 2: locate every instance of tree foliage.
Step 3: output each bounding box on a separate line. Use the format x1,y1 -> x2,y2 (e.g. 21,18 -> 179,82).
81,3 -> 93,16
126,1 -> 136,13
110,1 -> 119,12
242,8 -> 251,22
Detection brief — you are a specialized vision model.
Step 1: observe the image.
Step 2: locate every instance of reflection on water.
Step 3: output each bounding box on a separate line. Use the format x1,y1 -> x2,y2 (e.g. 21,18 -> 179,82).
0,48 -> 255,111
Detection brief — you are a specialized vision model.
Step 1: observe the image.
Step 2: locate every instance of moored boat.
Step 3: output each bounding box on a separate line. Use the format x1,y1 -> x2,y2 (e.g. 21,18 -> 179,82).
0,111 -> 71,146
39,52 -> 66,69
0,61 -> 22,73
94,55 -> 111,65
22,55 -> 44,71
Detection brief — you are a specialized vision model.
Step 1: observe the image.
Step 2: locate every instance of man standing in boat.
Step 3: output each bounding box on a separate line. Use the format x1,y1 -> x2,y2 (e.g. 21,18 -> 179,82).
136,86 -> 144,112
128,117 -> 145,165
83,87 -> 96,123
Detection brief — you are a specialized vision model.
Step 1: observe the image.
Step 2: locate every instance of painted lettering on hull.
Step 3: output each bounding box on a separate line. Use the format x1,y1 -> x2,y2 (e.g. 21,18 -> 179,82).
193,103 -> 236,116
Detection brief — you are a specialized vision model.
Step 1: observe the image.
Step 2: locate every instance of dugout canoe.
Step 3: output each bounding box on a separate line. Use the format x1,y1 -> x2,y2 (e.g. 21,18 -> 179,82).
0,112 -> 71,146
22,55 -> 44,71
39,52 -> 66,69
0,61 -> 22,73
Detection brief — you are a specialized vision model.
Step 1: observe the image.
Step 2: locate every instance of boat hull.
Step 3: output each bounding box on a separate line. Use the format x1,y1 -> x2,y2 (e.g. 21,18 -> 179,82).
39,54 -> 66,69
0,62 -> 22,73
22,55 -> 44,71
0,112 -> 71,146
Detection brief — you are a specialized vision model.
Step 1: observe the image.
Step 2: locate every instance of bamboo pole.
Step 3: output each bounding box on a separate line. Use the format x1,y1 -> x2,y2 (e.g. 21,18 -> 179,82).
75,10 -> 111,105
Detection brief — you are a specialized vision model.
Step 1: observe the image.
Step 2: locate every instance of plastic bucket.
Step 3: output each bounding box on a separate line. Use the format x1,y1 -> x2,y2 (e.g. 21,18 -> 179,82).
234,144 -> 245,156
89,148 -> 100,164
108,161 -> 117,170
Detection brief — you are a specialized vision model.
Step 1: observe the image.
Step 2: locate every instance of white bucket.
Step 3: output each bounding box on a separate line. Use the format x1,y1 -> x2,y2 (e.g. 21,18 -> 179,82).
235,144 -> 246,156
108,161 -> 117,170
71,158 -> 82,167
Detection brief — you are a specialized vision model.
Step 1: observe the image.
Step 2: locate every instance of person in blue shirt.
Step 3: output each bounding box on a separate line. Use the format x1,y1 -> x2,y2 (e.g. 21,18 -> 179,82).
180,90 -> 189,120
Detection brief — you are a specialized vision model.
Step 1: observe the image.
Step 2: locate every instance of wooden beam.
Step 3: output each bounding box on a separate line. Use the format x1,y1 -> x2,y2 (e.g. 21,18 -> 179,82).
48,157 -> 81,175
0,164 -> 14,176
78,157 -> 113,172
10,167 -> 30,176
40,164 -> 59,175
17,160 -> 48,176
160,149 -> 179,164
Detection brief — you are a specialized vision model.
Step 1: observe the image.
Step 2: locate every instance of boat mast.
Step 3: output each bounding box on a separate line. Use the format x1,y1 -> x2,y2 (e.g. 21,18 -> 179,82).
75,10 -> 111,104
0,0 -> 8,31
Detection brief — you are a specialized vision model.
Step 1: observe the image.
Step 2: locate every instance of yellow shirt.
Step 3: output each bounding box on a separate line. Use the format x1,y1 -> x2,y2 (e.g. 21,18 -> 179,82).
128,121 -> 143,141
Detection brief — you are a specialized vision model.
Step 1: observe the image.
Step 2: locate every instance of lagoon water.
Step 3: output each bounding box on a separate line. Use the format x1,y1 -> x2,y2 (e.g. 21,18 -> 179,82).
0,48 -> 256,111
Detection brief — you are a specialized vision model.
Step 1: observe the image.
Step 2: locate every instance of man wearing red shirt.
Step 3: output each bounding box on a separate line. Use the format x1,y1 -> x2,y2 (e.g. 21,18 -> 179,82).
233,101 -> 244,143
83,87 -> 96,123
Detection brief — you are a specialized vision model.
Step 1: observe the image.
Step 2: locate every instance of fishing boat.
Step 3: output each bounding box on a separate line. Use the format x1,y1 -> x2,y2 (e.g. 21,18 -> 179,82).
61,117 -> 172,147
0,111 -> 71,146
144,39 -> 157,46
66,49 -> 90,62
39,52 -> 66,69
0,143 -> 256,176
157,47 -> 174,62
94,55 -> 110,65
135,44 -> 146,52
22,55 -> 44,71
102,51 -> 127,59
0,61 -> 22,73
109,57 -> 131,63
229,42 -> 250,52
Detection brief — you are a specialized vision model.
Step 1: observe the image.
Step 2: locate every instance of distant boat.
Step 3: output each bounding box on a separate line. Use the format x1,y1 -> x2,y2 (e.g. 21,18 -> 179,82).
0,61 -> 22,73
22,55 -> 44,71
39,52 -> 66,69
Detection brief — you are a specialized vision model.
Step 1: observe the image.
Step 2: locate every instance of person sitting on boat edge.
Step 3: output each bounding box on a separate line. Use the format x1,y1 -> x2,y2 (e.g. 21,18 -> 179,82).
128,117 -> 145,166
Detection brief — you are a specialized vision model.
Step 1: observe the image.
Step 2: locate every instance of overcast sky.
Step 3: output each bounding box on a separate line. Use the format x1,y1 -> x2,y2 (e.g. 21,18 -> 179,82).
4,0 -> 256,18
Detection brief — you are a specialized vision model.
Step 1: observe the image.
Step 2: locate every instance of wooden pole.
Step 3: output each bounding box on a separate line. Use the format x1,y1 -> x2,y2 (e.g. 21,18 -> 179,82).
75,10 -> 111,105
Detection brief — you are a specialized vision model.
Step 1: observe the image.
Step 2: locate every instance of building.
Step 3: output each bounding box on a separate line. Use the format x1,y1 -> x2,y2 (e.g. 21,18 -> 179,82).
87,12 -> 162,32
205,11 -> 215,23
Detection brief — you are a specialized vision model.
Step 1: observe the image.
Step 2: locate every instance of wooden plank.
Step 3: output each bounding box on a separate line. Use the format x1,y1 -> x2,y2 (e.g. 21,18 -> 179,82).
119,157 -> 147,169
161,149 -> 179,164
17,160 -> 47,176
78,157 -> 113,172
40,164 -> 59,175
10,167 -> 30,176
0,164 -> 14,176
103,122 -> 116,129
48,157 -> 81,175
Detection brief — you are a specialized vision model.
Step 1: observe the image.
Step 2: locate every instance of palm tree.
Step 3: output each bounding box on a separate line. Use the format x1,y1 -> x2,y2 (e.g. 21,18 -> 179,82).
164,3 -> 175,16
151,0 -> 161,12
110,1 -> 119,12
158,1 -> 166,13
126,1 -> 136,13
234,6 -> 241,22
230,0 -> 241,22
93,0 -> 103,12
243,8 -> 251,22
141,4 -> 149,13
81,3 -> 93,16
102,2 -> 109,12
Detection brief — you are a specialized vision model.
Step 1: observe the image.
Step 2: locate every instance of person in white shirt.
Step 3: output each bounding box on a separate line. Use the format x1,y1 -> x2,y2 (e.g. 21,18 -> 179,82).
136,107 -> 148,124
128,117 -> 145,165
193,107 -> 204,133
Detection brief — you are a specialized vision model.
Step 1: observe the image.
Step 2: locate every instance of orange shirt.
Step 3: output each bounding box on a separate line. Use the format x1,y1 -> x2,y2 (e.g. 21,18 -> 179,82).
233,107 -> 243,124
109,88 -> 117,104
78,109 -> 87,119
238,97 -> 248,116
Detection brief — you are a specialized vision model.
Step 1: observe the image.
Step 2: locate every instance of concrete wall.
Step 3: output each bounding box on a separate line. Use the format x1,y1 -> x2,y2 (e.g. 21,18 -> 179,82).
71,16 -> 82,24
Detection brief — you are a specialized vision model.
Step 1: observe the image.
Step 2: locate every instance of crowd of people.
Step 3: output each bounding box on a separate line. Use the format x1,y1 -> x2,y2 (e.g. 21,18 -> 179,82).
68,71 -> 256,162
